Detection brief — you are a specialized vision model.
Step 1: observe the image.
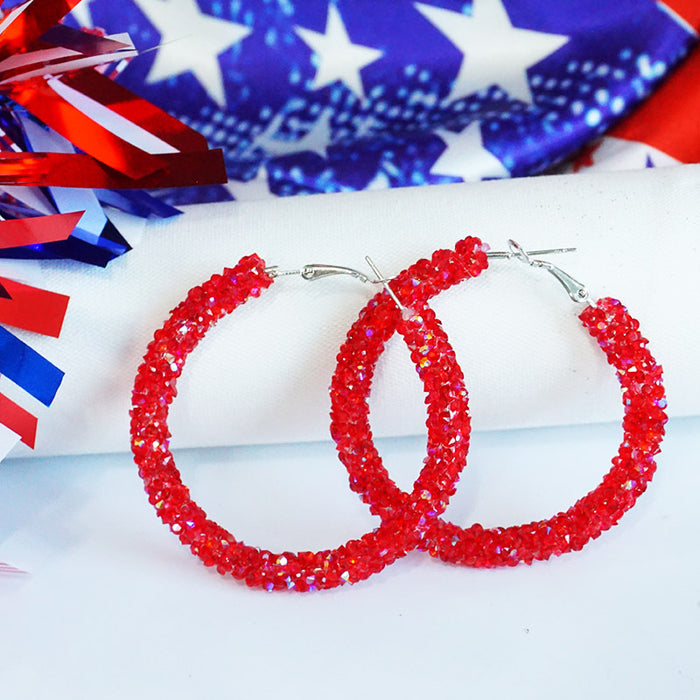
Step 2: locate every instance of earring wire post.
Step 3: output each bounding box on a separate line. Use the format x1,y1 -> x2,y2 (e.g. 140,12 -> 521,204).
265,264 -> 373,283
267,257 -> 406,310
485,246 -> 576,259
267,239 -> 588,306
488,239 -> 590,304
364,256 -> 406,311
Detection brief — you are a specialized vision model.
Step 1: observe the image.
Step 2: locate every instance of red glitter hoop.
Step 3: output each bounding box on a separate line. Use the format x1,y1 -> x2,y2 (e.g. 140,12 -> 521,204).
130,253 -> 476,591
331,238 -> 667,567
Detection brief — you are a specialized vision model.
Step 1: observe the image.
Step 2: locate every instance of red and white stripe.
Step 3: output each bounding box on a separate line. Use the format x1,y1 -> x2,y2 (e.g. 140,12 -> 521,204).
574,2 -> 700,172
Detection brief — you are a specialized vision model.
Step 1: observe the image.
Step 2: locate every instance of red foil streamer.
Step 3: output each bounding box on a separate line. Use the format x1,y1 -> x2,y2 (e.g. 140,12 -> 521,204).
0,0 -> 84,61
0,150 -> 226,188
0,276 -> 69,337
0,392 -> 37,448
9,79 -> 171,179
0,0 -> 226,189
0,210 -> 84,247
0,0 -> 226,466
60,70 -> 210,153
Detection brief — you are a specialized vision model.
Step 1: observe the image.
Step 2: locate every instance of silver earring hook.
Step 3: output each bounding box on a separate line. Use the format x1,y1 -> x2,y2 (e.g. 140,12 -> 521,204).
265,258 -> 407,309
488,239 -> 590,304
265,263 -> 375,283
485,242 -> 577,260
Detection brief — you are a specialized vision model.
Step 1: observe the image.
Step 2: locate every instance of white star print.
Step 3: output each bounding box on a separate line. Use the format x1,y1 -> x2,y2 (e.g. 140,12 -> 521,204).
415,0 -> 569,103
366,168 -> 391,190
255,109 -> 333,158
134,0 -> 251,107
431,122 -> 510,182
295,4 -> 382,99
225,166 -> 274,201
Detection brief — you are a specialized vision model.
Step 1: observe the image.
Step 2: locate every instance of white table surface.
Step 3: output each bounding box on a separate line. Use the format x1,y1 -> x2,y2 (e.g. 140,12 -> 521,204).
1,416 -> 698,699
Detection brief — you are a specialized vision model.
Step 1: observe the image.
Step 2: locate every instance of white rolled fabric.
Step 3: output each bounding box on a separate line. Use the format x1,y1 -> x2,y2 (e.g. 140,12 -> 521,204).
4,164 -> 698,458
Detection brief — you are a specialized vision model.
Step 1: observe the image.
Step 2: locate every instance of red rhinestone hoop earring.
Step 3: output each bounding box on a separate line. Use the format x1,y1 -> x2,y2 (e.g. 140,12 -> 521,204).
130,249 -> 484,591
331,238 -> 667,568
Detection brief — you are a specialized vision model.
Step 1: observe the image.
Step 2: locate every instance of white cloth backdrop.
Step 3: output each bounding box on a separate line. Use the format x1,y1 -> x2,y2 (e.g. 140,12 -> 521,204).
3,164 -> 698,458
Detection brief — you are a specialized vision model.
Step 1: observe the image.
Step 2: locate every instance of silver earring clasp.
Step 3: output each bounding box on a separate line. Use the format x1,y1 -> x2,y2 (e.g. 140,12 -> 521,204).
265,259 -> 406,309
265,263 -> 374,284
487,239 -> 590,304
266,239 -> 590,308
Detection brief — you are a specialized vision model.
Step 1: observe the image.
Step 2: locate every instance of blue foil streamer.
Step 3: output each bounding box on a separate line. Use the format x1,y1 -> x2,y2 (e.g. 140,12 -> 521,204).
0,326 -> 64,406
95,189 -> 181,219
0,218 -> 131,266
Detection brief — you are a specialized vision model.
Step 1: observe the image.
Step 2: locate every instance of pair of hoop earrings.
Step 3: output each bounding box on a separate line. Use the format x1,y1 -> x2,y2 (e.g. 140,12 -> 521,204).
130,237 -> 667,592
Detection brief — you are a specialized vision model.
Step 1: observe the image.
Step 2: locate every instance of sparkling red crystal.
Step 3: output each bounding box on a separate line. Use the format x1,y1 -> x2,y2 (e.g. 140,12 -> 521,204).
131,252 -> 475,591
332,241 -> 667,568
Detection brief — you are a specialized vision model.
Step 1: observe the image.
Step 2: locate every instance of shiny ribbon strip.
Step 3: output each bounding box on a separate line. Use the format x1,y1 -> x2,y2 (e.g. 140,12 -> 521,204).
0,276 -> 69,337
0,210 -> 83,247
37,24 -> 132,57
0,325 -> 64,406
0,149 -> 226,188
0,391 -> 37,447
0,0 -> 83,61
0,34 -> 136,85
0,0 -> 226,272
0,0 -> 229,581
9,80 -> 171,180
58,70 -> 211,153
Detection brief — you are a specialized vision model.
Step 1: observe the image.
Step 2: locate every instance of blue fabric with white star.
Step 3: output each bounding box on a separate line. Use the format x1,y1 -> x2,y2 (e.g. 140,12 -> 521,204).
68,0 -> 697,204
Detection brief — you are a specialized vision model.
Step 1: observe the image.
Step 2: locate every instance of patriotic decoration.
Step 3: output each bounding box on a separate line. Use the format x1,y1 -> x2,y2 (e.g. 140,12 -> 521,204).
0,0 -> 226,573
0,0 -> 225,465
66,0 -> 699,204
2,0 -> 698,572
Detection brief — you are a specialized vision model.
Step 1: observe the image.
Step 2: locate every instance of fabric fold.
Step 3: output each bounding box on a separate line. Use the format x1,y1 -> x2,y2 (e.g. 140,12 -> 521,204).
4,165 -> 697,459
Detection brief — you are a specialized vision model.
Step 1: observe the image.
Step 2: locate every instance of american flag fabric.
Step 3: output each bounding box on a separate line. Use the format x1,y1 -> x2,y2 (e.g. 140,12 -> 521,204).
63,0 -> 700,204
572,28 -> 700,172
